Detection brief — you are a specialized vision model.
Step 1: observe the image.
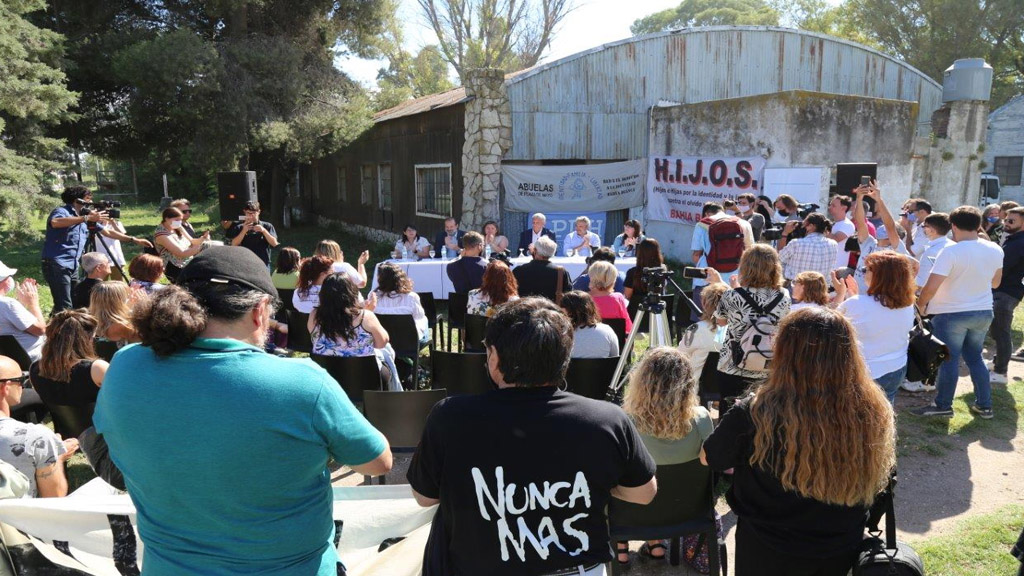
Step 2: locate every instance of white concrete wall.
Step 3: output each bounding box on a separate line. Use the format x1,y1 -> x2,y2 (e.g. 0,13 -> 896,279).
985,96 -> 1024,204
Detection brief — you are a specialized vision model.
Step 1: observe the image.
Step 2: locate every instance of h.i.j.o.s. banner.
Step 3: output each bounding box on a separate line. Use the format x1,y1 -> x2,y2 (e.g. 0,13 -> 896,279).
646,155 -> 766,224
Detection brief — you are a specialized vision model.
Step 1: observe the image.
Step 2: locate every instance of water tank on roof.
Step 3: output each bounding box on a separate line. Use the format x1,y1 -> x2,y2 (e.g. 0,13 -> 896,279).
942,59 -> 992,102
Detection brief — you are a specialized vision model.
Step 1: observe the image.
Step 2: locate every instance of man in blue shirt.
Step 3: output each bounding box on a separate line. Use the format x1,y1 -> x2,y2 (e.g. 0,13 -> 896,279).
94,246 -> 392,575
42,186 -> 150,313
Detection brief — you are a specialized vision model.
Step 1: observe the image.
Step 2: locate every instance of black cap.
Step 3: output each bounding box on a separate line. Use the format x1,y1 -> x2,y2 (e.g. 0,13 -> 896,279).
178,246 -> 277,297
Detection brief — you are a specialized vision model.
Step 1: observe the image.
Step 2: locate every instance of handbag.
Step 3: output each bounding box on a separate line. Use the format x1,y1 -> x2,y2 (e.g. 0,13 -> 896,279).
854,473 -> 925,576
905,309 -> 949,386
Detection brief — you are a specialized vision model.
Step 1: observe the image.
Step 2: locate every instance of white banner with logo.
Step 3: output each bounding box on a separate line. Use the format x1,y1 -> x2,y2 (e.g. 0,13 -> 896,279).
0,480 -> 433,576
502,160 -> 646,213
646,156 -> 767,224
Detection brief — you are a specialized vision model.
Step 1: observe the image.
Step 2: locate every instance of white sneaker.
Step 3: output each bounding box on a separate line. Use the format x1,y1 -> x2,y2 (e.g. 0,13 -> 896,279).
921,384 -> 936,392
985,360 -> 995,371
989,371 -> 1008,384
901,380 -> 926,392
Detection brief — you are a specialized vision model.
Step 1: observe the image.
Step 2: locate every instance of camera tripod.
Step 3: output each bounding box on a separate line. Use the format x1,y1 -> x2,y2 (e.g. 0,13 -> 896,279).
606,270 -> 702,402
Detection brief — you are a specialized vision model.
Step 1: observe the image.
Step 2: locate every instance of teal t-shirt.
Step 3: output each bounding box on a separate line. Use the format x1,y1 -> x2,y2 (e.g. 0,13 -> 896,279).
94,338 -> 386,575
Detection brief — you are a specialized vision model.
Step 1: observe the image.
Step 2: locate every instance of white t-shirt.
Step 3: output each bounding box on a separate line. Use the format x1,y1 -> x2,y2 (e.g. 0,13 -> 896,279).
0,297 -> 45,361
374,291 -> 429,339
571,324 -> 620,358
839,295 -> 914,378
832,217 -> 856,268
331,262 -> 362,285
914,236 -> 952,288
910,223 -> 929,259
292,285 -> 321,314
926,239 -> 1004,315
789,301 -> 825,312
677,320 -> 725,375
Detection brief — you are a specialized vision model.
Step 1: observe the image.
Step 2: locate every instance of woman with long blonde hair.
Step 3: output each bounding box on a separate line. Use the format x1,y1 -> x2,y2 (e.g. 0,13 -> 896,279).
618,347 -> 714,564
89,281 -> 141,344
702,307 -> 896,575
314,239 -> 369,288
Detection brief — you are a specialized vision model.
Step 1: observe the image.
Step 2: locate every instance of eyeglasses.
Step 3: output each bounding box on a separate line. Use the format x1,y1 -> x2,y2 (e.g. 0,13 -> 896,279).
181,209 -> 192,214
0,373 -> 29,387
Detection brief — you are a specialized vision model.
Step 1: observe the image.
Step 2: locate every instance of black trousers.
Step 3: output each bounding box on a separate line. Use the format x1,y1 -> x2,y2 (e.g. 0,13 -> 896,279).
716,370 -> 759,415
735,520 -> 858,576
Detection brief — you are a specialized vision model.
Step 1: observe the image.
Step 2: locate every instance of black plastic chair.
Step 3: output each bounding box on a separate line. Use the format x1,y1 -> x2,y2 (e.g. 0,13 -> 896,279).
564,356 -> 621,400
463,314 -> 488,352
94,340 -> 119,362
604,318 -> 628,352
430,350 -> 494,395
0,335 -> 32,371
47,403 -> 96,441
446,292 -> 469,351
417,292 -> 444,351
277,288 -> 296,313
609,460 -> 726,576
376,314 -> 426,389
697,351 -> 722,409
362,389 -> 447,484
311,354 -> 385,406
288,311 -> 312,354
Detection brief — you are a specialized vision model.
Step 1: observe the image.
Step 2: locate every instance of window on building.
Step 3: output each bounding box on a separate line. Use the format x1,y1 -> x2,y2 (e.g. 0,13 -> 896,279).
360,164 -> 373,205
378,164 -> 392,210
994,156 -> 1023,187
415,164 -> 453,218
336,167 -> 347,202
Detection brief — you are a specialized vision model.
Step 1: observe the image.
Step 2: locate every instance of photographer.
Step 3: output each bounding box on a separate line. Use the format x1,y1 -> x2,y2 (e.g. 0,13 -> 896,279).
777,212 -> 838,286
850,183 -> 914,294
225,201 -> 279,266
42,186 -> 151,313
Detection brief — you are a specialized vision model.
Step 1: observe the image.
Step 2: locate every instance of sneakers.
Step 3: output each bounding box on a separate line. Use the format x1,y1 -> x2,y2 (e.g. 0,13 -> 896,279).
985,359 -> 995,371
900,380 -> 926,392
989,371 -> 1008,384
1012,349 -> 1024,362
908,404 -> 954,417
969,404 -> 994,419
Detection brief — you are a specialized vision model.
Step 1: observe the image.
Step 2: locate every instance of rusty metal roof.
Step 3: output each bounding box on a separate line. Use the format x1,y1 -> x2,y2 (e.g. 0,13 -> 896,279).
373,87 -> 470,123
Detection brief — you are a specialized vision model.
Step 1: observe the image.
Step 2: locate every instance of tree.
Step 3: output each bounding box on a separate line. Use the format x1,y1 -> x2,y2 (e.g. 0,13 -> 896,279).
0,0 -> 78,242
376,45 -> 457,110
417,0 -> 573,81
630,0 -> 778,36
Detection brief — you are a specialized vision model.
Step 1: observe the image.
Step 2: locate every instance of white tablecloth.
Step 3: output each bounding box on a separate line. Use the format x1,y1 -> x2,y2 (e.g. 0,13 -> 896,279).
370,257 -> 636,300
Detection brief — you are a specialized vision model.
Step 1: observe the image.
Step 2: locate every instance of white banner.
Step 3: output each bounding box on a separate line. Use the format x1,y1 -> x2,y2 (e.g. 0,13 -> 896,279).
502,160 -> 646,213
0,480 -> 434,576
646,155 -> 766,224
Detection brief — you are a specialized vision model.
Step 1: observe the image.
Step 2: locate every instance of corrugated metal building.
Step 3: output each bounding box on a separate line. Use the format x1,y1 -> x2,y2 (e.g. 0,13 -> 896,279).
309,26 -> 943,243
985,95 -> 1024,203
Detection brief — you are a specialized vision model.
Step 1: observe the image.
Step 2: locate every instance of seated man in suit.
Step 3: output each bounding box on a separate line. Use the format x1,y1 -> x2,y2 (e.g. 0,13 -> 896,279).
513,236 -> 573,302
517,212 -> 557,256
433,217 -> 466,259
563,216 -> 602,257
446,232 -> 488,294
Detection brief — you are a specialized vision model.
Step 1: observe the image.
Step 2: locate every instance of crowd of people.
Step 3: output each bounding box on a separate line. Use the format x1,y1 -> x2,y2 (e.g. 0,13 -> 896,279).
0,180 -> 1019,576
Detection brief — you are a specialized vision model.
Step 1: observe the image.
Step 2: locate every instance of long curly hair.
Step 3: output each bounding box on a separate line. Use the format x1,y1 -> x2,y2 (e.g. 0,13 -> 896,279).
38,310 -> 98,382
376,262 -> 413,295
622,347 -> 699,440
89,281 -> 133,339
793,271 -> 828,305
480,260 -> 517,305
315,273 -> 363,342
297,256 -> 333,296
750,307 -> 896,507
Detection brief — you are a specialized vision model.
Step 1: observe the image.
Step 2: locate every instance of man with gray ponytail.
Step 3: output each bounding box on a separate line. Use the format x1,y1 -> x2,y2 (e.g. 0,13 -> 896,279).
93,246 -> 392,576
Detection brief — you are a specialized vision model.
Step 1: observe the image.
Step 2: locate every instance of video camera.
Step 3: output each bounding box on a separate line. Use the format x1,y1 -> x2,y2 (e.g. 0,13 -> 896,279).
80,199 -> 122,220
761,203 -> 821,241
642,267 -> 672,294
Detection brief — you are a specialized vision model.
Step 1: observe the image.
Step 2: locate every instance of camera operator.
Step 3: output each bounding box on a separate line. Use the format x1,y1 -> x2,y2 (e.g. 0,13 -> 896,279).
42,186 -> 151,314
777,212 -> 839,287
225,201 -> 279,267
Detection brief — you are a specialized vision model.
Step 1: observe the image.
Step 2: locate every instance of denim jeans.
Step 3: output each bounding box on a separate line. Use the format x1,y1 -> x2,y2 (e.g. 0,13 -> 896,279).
41,259 -> 77,314
989,292 -> 1020,374
875,365 -> 907,405
932,310 -> 994,410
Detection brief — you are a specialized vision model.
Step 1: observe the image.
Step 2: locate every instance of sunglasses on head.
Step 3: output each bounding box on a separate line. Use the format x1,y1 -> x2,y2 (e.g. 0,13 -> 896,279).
0,373 -> 29,386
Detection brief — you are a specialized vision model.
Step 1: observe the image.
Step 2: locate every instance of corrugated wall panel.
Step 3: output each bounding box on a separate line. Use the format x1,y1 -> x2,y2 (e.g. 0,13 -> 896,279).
506,27 -> 943,161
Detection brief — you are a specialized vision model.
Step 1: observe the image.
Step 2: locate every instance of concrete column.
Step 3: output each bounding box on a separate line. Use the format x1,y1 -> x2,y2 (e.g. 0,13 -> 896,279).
912,101 -> 990,211
461,68 -> 511,231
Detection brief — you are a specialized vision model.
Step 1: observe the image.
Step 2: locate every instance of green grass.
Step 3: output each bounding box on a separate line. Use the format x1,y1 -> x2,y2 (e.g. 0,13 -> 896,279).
915,505 -> 1024,576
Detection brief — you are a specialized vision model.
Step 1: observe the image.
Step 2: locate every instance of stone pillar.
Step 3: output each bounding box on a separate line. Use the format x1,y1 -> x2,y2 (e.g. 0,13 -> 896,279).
912,100 -> 989,211
461,68 -> 511,231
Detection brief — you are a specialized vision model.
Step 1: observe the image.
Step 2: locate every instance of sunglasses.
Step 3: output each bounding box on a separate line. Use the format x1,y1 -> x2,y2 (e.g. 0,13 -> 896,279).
0,373 -> 29,386
181,209 -> 192,214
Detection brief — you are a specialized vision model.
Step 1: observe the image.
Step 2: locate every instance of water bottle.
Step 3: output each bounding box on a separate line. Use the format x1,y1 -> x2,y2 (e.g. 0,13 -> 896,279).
485,244 -> 491,259
401,245 -> 409,261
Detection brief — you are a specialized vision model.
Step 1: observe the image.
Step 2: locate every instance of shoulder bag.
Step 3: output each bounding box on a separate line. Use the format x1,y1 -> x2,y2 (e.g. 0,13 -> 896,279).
854,473 -> 925,575
906,308 -> 950,386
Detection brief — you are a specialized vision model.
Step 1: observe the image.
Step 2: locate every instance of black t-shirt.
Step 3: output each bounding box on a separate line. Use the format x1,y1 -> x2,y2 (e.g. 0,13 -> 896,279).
72,278 -> 102,309
702,400 -> 870,558
30,359 -> 100,407
407,387 -> 656,576
225,221 -> 277,265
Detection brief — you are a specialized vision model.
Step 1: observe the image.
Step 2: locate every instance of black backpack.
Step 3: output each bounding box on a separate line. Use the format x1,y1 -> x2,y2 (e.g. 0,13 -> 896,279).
854,473 -> 925,575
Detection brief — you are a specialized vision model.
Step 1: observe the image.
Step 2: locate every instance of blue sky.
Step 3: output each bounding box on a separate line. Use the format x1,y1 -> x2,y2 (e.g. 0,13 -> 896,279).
338,0 -> 844,88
